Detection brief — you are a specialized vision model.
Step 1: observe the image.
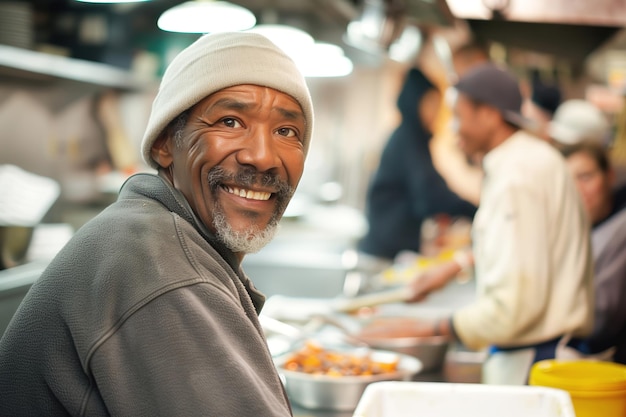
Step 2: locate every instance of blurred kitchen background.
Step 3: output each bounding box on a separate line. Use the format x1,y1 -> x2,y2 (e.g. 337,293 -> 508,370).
2,0 -> 626,334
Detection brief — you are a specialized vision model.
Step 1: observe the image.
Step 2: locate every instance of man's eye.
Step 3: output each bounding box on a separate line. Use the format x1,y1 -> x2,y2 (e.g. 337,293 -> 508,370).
277,127 -> 297,138
221,118 -> 242,128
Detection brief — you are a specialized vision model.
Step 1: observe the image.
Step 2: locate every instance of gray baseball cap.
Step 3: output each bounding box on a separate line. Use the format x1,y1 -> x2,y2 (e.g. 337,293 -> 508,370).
454,63 -> 528,128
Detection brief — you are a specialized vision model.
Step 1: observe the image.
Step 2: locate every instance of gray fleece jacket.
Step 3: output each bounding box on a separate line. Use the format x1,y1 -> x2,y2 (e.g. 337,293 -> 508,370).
0,173 -> 292,417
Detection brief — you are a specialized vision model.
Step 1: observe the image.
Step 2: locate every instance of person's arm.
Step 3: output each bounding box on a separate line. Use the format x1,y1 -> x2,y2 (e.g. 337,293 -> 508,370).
429,128 -> 483,206
422,28 -> 486,207
588,213 -> 626,347
355,248 -> 473,341
406,249 -> 474,302
356,315 -> 449,340
428,82 -> 483,207
89,284 -> 291,416
355,312 -> 458,341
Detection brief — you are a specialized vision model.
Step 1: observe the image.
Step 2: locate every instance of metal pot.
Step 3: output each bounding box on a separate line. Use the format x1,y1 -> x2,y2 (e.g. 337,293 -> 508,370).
275,348 -> 422,411
315,313 -> 451,373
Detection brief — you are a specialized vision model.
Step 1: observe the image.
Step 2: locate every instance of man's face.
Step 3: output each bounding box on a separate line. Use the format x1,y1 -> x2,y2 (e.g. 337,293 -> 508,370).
453,94 -> 493,159
566,151 -> 614,223
157,85 -> 307,254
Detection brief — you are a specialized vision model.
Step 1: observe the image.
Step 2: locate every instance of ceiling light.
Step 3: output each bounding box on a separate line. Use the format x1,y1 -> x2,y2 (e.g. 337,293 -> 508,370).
295,42 -> 354,78
246,25 -> 352,78
158,1 -> 256,34
246,24 -> 314,58
75,0 -> 149,3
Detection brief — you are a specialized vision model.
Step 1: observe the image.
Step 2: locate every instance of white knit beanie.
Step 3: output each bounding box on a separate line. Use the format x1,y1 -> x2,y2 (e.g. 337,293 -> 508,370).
141,31 -> 314,169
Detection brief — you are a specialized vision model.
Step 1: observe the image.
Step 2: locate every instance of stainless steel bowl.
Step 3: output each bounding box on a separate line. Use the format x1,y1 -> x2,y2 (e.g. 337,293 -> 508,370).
275,348 -> 422,411
0,225 -> 34,270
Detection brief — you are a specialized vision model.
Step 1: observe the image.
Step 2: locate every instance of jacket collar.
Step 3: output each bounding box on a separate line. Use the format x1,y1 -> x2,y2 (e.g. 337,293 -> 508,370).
119,173 -> 241,274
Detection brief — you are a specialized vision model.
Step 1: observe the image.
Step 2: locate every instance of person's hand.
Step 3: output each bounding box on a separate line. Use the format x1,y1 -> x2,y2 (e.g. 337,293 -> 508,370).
406,260 -> 461,303
356,317 -> 438,340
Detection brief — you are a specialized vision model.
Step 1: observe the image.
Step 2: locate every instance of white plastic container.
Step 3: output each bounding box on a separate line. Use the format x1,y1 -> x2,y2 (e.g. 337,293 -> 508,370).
352,381 -> 576,417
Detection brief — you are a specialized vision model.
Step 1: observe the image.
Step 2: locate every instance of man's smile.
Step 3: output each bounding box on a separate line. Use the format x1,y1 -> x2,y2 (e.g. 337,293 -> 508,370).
222,185 -> 272,201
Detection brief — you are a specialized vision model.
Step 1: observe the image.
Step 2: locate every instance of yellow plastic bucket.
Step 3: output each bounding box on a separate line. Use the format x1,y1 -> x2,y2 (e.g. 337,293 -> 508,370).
529,360 -> 626,417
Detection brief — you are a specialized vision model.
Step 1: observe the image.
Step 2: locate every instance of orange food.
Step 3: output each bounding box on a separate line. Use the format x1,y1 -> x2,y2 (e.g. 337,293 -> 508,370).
282,341 -> 400,377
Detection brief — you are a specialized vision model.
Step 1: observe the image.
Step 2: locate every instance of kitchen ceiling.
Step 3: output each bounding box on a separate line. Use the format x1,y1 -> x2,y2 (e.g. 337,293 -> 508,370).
2,0 -> 625,73
12,0 -> 363,67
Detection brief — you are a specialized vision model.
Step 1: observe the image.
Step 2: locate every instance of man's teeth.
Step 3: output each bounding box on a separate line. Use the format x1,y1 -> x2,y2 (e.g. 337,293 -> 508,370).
225,186 -> 271,201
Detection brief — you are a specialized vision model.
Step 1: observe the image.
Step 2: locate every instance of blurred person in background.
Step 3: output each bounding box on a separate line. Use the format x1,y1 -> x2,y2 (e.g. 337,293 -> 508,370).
359,63 -> 594,385
558,140 -> 626,364
357,32 -> 478,261
0,32 -> 313,416
549,98 -> 626,213
521,69 -> 562,142
450,39 -> 492,80
550,99 -> 626,364
549,99 -> 611,147
550,99 -> 626,206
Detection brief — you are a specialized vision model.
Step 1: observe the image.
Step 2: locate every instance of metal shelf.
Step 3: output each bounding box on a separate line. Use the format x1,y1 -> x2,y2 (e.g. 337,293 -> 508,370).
0,44 -> 152,91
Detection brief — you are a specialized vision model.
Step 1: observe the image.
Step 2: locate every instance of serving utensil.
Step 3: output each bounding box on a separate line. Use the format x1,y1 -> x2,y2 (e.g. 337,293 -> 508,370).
331,285 -> 413,313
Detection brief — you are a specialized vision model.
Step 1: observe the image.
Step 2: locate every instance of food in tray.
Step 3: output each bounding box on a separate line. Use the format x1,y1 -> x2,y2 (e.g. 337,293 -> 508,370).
379,245 -> 473,287
281,341 -> 399,377
379,249 -> 456,285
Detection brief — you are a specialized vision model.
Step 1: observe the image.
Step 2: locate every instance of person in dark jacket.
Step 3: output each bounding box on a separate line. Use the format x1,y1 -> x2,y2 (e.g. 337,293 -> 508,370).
0,32 -> 313,416
358,66 -> 477,260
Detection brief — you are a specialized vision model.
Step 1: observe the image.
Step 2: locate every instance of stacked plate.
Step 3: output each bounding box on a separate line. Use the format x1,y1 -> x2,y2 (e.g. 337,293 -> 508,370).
0,2 -> 34,49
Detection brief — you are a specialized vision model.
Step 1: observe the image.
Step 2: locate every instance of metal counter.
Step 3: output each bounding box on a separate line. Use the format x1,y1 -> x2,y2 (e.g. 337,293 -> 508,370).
0,260 -> 47,335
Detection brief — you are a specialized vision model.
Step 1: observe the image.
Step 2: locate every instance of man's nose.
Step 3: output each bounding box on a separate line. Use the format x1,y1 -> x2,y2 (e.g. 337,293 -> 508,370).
235,128 -> 281,172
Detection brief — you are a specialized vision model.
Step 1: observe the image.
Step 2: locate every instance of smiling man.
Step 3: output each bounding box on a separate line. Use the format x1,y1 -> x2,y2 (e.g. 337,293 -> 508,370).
152,86 -> 306,256
0,32 -> 313,416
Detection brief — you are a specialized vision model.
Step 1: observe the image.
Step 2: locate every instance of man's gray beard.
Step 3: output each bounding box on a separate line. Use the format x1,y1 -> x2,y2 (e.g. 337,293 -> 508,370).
212,210 -> 281,254
206,165 -> 293,254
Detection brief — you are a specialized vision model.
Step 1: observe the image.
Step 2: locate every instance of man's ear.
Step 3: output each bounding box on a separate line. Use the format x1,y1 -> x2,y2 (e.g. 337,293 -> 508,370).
482,106 -> 502,129
150,132 -> 174,169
